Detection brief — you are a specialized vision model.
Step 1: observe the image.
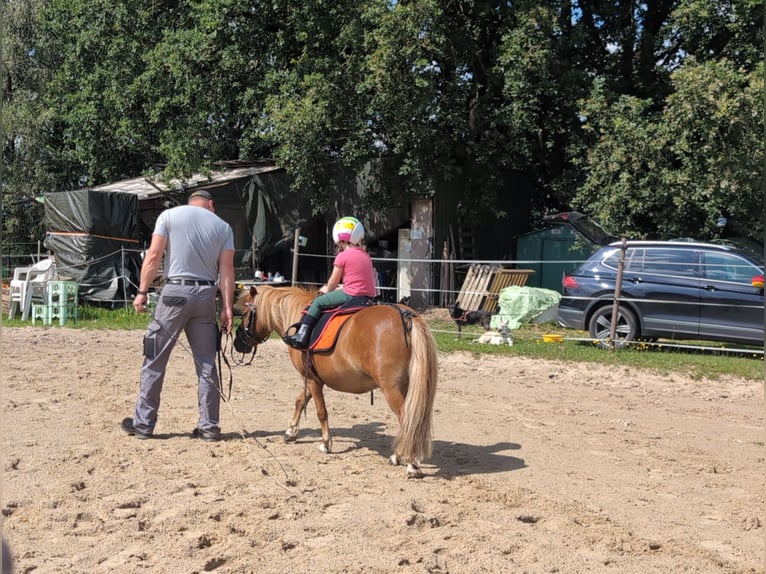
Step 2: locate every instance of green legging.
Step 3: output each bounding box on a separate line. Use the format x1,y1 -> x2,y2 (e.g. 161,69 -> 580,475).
306,289 -> 353,319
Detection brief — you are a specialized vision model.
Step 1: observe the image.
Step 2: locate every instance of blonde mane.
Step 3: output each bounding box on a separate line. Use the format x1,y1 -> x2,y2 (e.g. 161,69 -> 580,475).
237,285 -> 317,333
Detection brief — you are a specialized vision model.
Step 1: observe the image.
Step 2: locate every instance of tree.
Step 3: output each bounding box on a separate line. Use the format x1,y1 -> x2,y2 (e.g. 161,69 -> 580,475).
2,0 -> 50,249
572,59 -> 763,241
260,0 -> 381,211
2,0 -> 762,249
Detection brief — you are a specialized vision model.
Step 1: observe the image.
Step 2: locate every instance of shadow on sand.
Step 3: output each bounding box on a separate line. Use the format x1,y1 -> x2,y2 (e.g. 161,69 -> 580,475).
246,421 -> 526,478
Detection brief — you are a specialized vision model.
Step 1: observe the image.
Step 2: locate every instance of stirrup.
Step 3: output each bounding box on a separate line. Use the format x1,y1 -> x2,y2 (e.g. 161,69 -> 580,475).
283,322 -> 301,337
282,323 -> 308,349
282,335 -> 303,349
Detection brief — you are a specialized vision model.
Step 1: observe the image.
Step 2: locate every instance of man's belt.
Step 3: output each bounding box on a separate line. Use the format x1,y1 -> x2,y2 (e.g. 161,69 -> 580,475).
166,279 -> 216,286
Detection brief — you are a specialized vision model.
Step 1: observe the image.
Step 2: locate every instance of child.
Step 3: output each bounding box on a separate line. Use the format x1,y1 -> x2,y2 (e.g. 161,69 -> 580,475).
284,216 -> 376,349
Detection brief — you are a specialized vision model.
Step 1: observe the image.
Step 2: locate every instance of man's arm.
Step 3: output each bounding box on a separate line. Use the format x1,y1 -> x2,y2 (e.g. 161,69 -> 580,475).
218,248 -> 235,333
133,234 -> 167,313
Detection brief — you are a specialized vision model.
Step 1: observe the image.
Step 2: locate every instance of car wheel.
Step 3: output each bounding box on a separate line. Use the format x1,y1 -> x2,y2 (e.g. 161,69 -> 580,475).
588,305 -> 639,349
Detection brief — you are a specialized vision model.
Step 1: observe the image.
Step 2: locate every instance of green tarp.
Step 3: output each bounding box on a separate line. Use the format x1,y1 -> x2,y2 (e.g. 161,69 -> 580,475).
44,190 -> 143,302
491,285 -> 562,330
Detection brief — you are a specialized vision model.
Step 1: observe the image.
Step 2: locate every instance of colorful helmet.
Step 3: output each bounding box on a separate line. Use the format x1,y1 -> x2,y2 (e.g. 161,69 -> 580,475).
332,216 -> 365,245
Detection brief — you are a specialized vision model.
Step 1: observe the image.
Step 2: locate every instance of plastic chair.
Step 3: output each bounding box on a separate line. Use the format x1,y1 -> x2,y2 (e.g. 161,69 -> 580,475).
23,259 -> 57,320
8,266 -> 33,319
8,259 -> 56,320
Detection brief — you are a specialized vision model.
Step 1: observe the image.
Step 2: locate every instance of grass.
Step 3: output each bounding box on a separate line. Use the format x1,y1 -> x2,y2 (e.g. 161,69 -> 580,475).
4,303 -> 764,381
4,302 -> 151,330
429,319 -> 765,381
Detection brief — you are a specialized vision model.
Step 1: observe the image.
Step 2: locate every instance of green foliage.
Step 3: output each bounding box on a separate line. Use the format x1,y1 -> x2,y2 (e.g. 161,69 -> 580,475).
572,59 -> 763,241
262,1 -> 396,210
498,4 -> 590,209
362,1 -> 523,217
2,0 -> 53,244
2,0 -> 763,247
667,0 -> 763,69
40,0 -> 162,183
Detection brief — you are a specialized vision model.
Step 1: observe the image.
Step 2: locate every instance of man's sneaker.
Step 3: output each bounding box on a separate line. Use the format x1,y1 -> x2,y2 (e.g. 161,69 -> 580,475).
121,417 -> 152,439
191,427 -> 221,442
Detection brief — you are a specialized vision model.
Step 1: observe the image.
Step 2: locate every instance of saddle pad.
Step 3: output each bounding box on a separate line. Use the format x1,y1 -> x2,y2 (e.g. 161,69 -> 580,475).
309,314 -> 354,352
307,298 -> 374,351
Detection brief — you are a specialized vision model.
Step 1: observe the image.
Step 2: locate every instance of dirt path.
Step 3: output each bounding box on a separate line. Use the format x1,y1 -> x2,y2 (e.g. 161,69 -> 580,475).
2,327 -> 763,573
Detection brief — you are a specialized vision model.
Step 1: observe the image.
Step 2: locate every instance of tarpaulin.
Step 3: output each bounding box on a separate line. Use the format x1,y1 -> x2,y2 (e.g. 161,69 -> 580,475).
491,286 -> 562,330
44,190 -> 143,302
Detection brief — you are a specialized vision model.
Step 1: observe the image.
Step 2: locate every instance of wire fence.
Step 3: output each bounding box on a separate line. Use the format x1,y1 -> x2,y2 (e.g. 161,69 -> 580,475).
2,243 -> 47,279
3,243 -> 763,354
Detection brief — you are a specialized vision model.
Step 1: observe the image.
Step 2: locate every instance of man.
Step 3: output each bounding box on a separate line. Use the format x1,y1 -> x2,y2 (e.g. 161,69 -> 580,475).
121,189 -> 235,442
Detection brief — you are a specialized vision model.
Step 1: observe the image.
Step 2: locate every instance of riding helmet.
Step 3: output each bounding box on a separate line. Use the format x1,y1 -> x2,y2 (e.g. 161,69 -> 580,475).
332,216 -> 365,245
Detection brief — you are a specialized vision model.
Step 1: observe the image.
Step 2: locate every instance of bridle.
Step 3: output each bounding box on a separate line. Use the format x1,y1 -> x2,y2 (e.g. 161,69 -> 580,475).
233,301 -> 269,363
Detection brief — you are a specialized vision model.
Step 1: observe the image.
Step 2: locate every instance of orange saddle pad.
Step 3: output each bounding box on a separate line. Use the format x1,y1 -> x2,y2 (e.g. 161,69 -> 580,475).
309,314 -> 354,352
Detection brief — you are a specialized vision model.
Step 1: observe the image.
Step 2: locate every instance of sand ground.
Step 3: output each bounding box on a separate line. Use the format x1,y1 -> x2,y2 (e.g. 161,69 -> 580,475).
2,326 -> 763,573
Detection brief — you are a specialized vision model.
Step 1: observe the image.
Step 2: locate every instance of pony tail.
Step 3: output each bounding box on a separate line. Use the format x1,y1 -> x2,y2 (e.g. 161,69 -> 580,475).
393,316 -> 438,462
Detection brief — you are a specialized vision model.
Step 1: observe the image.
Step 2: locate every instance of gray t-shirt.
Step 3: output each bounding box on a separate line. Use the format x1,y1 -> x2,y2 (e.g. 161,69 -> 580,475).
154,205 -> 235,281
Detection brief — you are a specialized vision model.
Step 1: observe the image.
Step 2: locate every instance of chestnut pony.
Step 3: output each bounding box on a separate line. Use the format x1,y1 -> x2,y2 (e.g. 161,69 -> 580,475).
235,285 -> 438,478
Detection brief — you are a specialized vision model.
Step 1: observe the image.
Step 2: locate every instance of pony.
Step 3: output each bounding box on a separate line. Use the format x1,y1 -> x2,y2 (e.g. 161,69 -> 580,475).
234,285 -> 439,478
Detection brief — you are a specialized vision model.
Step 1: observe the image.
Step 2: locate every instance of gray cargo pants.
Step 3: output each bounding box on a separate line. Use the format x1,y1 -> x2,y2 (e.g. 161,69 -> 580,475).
133,284 -> 221,435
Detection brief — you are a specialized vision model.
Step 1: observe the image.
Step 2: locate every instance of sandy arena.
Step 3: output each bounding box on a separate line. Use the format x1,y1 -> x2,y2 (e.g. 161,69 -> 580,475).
2,326 -> 763,573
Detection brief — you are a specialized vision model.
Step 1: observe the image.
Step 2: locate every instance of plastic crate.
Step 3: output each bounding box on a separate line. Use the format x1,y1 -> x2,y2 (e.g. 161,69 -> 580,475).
47,281 -> 79,306
50,304 -> 77,326
31,304 -> 52,326
32,304 -> 78,326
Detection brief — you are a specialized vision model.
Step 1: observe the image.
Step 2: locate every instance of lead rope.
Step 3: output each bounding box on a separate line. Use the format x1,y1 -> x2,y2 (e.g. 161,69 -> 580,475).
229,339 -> 257,366
152,315 -> 292,489
217,328 -> 234,401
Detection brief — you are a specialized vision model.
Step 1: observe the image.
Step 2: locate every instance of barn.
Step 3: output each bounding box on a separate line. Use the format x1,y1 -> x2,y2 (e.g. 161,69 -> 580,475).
43,161 -> 412,302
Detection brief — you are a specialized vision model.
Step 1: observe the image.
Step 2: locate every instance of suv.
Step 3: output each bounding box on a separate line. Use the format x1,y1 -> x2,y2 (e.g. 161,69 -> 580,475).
558,240 -> 764,348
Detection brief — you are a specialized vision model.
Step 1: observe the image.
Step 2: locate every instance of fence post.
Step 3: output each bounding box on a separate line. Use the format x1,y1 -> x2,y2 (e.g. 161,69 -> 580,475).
608,238 -> 628,350
121,246 -> 128,310
291,227 -> 301,286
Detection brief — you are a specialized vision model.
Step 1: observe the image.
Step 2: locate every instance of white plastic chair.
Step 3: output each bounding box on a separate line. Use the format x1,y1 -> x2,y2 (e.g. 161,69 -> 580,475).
8,266 -> 33,319
8,259 -> 56,320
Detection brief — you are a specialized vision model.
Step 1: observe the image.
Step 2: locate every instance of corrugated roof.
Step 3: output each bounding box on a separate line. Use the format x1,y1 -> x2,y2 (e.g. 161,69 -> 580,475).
90,162 -> 283,200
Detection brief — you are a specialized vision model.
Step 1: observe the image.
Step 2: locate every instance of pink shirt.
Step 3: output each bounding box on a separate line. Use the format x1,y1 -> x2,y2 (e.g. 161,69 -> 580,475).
334,247 -> 376,297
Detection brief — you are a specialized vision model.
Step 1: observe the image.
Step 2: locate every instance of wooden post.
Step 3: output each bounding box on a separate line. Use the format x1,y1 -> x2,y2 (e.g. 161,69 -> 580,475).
609,238 -> 627,349
291,227 -> 301,286
121,246 -> 128,310
410,199 -> 433,309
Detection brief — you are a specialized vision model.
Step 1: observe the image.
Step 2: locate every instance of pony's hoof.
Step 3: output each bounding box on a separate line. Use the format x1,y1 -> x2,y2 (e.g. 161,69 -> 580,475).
406,463 -> 424,479
388,454 -> 401,466
284,430 -> 299,443
319,443 -> 331,454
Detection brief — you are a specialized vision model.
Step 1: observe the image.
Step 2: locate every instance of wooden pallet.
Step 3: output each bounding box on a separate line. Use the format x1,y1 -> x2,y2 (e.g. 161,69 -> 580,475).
455,264 -> 535,312
482,269 -> 536,312
455,264 -> 494,311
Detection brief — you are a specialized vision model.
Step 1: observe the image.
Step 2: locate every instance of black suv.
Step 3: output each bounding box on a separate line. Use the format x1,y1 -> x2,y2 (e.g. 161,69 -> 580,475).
558,240 -> 764,348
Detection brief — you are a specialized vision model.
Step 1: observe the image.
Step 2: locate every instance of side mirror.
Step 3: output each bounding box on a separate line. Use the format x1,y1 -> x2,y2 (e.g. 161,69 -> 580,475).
752,274 -> 764,289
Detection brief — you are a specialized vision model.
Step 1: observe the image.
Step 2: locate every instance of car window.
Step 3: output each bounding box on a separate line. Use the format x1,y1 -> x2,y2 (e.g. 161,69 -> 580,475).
703,252 -> 760,284
619,248 -> 697,277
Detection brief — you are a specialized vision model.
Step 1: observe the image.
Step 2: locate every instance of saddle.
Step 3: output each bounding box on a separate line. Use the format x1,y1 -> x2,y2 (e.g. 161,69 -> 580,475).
306,296 -> 376,352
